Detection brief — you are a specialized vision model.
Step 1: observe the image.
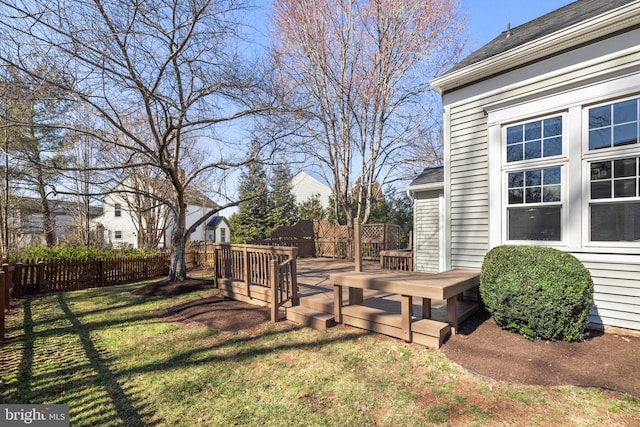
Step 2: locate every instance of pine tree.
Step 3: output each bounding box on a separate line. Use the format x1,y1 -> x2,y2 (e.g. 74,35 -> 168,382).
298,194 -> 326,220
229,144 -> 271,243
268,162 -> 298,229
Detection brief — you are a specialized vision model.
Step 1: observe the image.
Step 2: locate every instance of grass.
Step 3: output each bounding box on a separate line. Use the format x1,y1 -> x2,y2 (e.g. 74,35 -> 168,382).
1,280 -> 639,426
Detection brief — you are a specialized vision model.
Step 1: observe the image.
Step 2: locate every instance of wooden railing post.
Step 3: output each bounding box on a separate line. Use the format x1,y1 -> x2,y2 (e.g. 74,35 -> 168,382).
290,248 -> 299,306
2,264 -> 10,310
0,270 -> 5,341
244,245 -> 251,298
350,218 -> 364,305
269,259 -> 279,322
36,261 -> 45,294
13,262 -> 22,298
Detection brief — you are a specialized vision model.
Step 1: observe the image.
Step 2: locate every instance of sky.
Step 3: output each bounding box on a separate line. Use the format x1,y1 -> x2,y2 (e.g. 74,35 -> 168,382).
461,1 -> 575,51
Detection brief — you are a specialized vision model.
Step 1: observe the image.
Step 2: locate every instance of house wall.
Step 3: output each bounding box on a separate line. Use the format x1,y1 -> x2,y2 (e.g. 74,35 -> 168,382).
291,171 -> 332,209
442,28 -> 640,330
205,219 -> 231,243
94,193 -> 140,249
413,191 -> 443,273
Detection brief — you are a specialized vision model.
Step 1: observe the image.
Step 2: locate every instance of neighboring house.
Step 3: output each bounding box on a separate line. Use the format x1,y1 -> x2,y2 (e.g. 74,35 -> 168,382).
422,0 -> 640,332
94,179 -> 219,249
205,215 -> 231,243
9,197 -> 103,249
291,171 -> 332,210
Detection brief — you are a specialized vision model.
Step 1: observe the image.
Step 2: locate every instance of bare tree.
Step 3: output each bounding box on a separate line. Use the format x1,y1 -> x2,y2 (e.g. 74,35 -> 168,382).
0,0 -> 276,279
272,0 -> 465,225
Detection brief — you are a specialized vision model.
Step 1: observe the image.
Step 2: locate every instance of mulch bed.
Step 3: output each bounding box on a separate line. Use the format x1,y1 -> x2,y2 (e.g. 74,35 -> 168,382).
442,310 -> 640,396
136,279 -> 640,397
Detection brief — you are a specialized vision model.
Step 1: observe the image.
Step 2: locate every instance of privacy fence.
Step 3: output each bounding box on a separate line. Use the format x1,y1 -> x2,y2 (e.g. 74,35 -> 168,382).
248,219 -> 401,260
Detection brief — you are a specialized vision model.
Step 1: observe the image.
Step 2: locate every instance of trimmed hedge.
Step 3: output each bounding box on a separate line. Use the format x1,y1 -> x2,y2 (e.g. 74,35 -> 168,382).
480,245 -> 594,342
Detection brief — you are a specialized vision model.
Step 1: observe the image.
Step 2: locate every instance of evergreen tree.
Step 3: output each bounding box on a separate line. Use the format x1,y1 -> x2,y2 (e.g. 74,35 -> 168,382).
268,162 -> 298,229
298,194 -> 326,220
229,144 -> 270,243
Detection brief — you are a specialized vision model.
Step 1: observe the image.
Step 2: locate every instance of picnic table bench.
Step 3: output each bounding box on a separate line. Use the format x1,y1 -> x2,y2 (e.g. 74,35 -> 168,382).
330,269 -> 481,348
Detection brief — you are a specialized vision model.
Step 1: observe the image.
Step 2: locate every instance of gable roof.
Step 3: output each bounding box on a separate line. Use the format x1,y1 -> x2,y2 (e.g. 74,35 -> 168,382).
206,216 -> 228,228
407,166 -> 444,192
432,0 -> 640,94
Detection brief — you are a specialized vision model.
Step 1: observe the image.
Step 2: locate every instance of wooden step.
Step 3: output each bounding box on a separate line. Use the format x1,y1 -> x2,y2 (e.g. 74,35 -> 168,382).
286,305 -> 335,330
340,304 -> 451,348
299,291 -> 334,313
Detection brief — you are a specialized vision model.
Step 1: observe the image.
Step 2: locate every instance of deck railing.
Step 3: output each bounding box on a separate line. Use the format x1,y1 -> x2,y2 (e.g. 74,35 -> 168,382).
379,249 -> 413,272
210,244 -> 299,321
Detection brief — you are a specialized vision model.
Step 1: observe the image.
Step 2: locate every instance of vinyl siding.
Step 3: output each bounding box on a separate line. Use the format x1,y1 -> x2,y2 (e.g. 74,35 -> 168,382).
413,192 -> 440,273
443,28 -> 640,330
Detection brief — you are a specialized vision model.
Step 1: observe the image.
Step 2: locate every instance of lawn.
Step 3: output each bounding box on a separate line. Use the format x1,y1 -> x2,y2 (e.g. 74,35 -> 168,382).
1,280 -> 638,426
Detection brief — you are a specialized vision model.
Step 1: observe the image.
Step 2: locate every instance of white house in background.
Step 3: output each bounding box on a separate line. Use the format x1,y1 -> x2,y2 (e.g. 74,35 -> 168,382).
291,171 -> 332,209
94,180 -> 220,249
205,215 -> 231,243
420,0 -> 640,333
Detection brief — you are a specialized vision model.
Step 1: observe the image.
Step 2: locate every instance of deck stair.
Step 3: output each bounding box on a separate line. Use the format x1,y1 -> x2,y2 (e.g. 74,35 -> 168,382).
285,291 -> 336,330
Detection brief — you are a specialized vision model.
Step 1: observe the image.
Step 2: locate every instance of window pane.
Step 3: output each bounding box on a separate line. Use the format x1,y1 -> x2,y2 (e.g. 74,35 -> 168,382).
508,189 -> 523,204
591,161 -> 611,180
525,122 -> 541,140
613,99 -> 637,124
614,158 -> 637,177
524,140 -> 541,160
508,172 -> 524,188
543,137 -> 562,157
591,202 -> 640,241
525,170 -> 541,186
526,187 -> 541,203
614,179 -> 636,198
543,167 -> 561,185
507,126 -> 523,144
543,185 -> 561,202
613,123 -> 638,146
589,128 -> 611,150
591,181 -> 611,199
589,105 -> 611,128
509,206 -> 561,241
544,117 -> 562,136
507,144 -> 523,162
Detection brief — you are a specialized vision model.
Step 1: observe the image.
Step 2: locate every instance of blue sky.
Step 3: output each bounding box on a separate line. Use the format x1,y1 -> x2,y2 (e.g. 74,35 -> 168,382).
462,1 -> 575,50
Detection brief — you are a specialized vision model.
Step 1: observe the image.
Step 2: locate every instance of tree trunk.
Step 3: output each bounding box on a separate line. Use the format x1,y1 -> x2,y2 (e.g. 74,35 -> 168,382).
168,208 -> 188,281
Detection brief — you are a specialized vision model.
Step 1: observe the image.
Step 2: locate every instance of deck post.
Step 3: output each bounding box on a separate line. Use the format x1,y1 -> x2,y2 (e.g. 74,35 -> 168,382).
333,284 -> 343,324
270,259 -> 279,322
446,296 -> 458,334
350,218 -> 364,305
244,245 -> 251,298
422,298 -> 431,319
401,295 -> 413,342
2,264 -> 10,310
290,248 -> 299,306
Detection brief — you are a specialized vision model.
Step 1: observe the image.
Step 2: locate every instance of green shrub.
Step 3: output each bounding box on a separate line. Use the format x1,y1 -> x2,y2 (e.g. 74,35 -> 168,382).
13,245 -> 161,262
480,245 -> 594,342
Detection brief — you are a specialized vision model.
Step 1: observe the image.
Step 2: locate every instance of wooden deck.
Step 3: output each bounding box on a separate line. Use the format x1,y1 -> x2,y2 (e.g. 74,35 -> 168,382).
286,259 -> 481,348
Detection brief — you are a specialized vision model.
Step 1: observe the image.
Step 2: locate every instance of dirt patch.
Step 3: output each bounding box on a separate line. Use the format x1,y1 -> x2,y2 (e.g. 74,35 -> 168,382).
442,310 -> 640,396
134,278 -> 272,332
157,295 -> 271,332
131,277 -> 215,296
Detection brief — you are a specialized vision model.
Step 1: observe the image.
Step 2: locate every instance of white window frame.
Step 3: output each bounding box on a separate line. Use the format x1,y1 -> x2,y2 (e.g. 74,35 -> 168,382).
501,114 -> 568,246
582,95 -> 640,249
114,230 -> 122,239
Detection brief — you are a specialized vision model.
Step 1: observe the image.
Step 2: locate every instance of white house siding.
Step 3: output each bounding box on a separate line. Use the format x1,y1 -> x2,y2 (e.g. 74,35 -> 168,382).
442,28 -> 640,331
413,192 -> 441,273
291,171 -> 332,210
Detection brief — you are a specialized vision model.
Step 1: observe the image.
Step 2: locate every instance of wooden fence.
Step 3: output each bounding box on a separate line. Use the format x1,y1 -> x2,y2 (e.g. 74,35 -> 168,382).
7,255 -> 169,297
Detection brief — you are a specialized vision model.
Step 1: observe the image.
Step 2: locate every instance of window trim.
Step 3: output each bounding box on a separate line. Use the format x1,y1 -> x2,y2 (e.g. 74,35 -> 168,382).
500,113 -> 568,246
114,230 -> 122,239
114,203 -> 122,218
